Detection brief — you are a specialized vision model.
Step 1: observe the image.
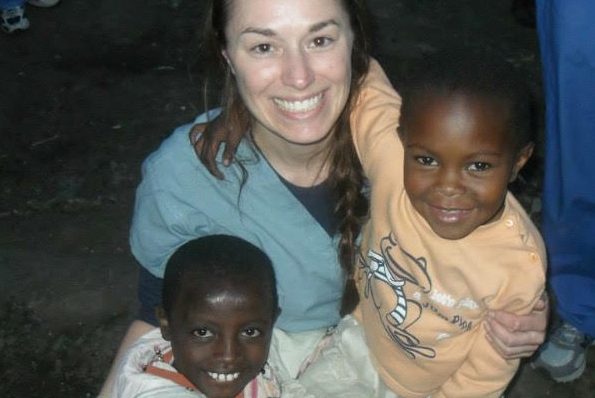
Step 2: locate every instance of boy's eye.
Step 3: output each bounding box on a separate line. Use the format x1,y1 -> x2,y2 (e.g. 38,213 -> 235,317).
241,327 -> 262,338
468,162 -> 491,172
192,328 -> 214,338
414,156 -> 437,166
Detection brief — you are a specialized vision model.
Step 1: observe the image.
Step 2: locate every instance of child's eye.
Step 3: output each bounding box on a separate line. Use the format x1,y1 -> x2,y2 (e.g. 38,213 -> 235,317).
468,162 -> 491,172
414,156 -> 437,166
241,327 -> 262,338
192,328 -> 214,338
310,36 -> 334,48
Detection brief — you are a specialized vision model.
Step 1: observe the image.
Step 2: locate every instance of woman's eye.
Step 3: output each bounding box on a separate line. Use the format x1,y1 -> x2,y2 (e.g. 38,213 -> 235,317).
251,43 -> 272,54
414,156 -> 437,166
468,162 -> 491,172
192,328 -> 213,338
311,36 -> 333,48
241,327 -> 262,338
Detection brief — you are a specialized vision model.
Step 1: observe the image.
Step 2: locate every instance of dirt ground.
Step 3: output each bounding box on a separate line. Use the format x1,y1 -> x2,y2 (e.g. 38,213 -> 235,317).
0,0 -> 592,396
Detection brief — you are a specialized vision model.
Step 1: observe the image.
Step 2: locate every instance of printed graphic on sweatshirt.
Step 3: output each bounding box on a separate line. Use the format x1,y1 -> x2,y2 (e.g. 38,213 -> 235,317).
359,232 -> 436,359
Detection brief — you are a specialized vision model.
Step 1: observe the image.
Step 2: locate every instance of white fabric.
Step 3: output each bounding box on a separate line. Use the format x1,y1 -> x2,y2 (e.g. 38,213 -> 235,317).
298,316 -> 398,398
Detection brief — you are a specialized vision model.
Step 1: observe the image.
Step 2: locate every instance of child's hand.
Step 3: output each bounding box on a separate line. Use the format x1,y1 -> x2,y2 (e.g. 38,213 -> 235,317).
484,293 -> 549,359
189,113 -> 246,179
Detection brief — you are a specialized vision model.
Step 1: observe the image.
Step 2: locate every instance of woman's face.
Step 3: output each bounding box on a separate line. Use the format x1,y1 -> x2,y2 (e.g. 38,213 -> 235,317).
222,0 -> 354,147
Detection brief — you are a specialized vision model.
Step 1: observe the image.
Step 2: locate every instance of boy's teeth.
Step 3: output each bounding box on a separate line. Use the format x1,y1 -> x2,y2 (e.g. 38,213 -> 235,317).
207,371 -> 240,382
274,94 -> 322,113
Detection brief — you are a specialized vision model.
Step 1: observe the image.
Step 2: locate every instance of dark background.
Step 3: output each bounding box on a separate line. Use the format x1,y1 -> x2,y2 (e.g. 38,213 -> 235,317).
0,0 -> 593,396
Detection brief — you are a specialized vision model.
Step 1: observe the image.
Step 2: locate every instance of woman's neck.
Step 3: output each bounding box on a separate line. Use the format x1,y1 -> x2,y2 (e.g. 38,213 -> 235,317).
251,127 -> 332,188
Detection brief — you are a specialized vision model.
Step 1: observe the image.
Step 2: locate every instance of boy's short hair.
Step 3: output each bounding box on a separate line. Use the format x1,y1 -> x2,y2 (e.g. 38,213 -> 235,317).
162,235 -> 277,316
399,49 -> 535,151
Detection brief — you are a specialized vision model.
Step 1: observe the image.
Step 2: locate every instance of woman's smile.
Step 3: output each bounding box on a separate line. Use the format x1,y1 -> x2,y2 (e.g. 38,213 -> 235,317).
273,91 -> 324,115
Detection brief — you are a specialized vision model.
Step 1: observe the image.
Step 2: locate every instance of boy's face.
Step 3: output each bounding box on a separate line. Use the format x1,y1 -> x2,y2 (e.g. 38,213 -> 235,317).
158,279 -> 277,398
399,93 -> 532,240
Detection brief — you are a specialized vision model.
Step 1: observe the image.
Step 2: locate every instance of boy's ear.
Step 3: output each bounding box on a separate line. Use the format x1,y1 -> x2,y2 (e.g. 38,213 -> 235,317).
510,142 -> 534,182
156,306 -> 172,341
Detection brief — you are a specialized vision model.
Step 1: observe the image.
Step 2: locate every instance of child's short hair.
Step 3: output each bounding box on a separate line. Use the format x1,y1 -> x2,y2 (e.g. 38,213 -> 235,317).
399,50 -> 535,151
162,235 -> 277,316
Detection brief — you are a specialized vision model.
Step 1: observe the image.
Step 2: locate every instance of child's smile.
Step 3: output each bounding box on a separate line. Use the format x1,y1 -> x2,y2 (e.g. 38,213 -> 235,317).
400,93 -> 532,240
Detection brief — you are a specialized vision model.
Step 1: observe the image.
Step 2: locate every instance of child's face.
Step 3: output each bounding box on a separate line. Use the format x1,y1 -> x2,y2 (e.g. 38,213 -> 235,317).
158,280 -> 277,398
399,93 -> 532,240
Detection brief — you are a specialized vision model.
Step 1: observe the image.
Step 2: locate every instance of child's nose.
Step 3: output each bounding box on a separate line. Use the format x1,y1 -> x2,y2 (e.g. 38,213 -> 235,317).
437,169 -> 465,196
215,337 -> 241,363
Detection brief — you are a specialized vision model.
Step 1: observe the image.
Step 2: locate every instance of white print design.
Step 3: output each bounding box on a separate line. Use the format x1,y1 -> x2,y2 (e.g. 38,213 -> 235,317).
429,290 -> 456,308
360,233 -> 436,359
457,297 -> 479,310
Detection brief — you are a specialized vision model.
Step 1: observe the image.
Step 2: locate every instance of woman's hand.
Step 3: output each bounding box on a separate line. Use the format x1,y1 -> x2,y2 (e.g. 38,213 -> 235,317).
189,113 -> 247,179
485,293 -> 549,359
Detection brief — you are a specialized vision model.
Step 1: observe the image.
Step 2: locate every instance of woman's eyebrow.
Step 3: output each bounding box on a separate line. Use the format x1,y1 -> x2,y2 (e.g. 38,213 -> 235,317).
309,19 -> 340,33
241,27 -> 275,37
240,19 -> 340,37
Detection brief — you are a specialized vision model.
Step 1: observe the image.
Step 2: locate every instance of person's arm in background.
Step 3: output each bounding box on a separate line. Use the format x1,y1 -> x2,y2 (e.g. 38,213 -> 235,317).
350,58 -> 548,360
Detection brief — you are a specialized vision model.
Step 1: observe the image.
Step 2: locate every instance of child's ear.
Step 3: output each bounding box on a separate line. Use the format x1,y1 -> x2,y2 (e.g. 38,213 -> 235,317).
156,306 -> 172,341
510,142 -> 534,182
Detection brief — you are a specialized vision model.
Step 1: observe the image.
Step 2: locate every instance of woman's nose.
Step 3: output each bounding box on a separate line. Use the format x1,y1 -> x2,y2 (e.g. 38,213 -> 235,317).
281,49 -> 314,90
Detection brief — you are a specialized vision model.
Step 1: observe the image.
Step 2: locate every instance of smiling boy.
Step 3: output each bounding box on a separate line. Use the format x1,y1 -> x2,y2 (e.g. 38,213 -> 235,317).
114,235 -> 281,398
331,53 -> 547,398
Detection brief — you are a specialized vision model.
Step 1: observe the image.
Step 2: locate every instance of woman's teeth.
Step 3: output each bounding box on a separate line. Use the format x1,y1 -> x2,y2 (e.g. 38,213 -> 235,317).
274,94 -> 322,113
207,371 -> 240,382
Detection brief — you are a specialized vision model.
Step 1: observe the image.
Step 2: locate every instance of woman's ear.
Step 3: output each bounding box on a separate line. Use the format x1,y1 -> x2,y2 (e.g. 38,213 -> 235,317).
510,142 -> 534,182
156,306 -> 171,341
221,50 -> 236,75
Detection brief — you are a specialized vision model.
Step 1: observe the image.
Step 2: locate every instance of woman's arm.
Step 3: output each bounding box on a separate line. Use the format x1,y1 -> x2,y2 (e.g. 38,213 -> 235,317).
485,294 -> 549,359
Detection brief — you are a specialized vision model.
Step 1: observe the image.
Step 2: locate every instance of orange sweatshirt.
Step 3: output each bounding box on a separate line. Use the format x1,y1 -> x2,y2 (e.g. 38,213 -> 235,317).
349,60 -> 546,398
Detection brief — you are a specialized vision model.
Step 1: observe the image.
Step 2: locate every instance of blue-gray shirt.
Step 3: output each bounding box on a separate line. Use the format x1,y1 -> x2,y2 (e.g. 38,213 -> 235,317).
130,112 -> 343,332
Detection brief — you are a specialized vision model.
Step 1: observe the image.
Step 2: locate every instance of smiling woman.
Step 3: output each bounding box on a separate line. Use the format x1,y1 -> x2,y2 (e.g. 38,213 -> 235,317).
221,0 -> 354,153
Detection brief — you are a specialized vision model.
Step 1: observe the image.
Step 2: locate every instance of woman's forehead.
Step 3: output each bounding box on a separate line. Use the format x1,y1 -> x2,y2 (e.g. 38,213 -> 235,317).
225,0 -> 350,35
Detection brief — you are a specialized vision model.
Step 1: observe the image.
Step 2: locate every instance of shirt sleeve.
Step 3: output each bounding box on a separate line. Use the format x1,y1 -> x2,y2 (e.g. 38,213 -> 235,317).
435,274 -> 545,397
129,145 -> 212,277
350,58 -> 403,176
434,331 -> 517,398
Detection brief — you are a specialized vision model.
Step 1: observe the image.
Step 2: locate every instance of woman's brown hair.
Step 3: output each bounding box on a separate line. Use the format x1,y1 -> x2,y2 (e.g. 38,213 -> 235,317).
202,0 -> 372,315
